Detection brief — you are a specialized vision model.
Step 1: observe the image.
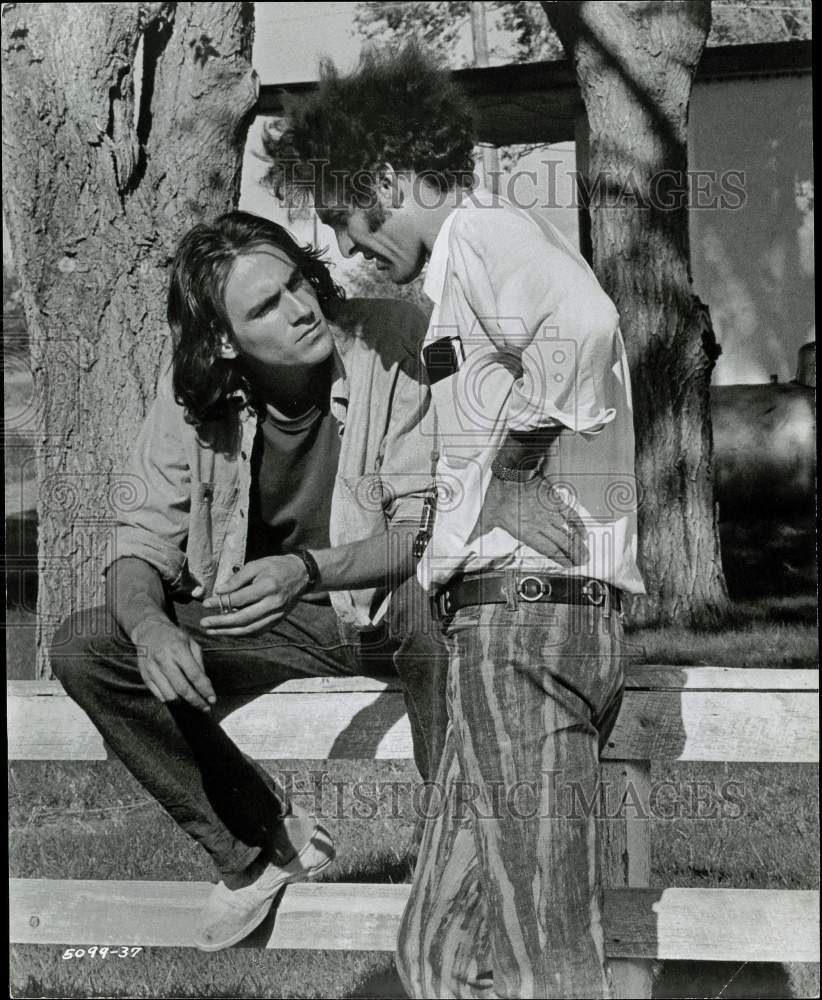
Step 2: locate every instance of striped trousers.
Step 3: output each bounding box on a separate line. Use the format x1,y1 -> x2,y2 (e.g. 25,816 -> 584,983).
396,597 -> 625,999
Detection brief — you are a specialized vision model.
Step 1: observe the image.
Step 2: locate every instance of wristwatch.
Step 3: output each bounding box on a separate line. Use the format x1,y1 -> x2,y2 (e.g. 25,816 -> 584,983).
490,455 -> 544,482
292,547 -> 321,593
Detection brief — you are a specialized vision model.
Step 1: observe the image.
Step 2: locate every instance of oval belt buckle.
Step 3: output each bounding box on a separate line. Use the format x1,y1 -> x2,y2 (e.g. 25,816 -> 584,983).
517,576 -> 551,602
436,591 -> 453,617
581,579 -> 607,606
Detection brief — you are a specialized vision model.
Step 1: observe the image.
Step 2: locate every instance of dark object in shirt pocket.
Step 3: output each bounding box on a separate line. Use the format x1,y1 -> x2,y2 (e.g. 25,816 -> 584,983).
423,337 -> 462,385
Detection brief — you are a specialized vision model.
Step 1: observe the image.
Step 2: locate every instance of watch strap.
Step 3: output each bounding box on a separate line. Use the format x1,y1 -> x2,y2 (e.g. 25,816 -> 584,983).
292,547 -> 320,593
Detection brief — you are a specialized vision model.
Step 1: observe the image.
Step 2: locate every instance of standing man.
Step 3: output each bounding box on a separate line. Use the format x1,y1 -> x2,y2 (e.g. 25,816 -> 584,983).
266,43 -> 645,998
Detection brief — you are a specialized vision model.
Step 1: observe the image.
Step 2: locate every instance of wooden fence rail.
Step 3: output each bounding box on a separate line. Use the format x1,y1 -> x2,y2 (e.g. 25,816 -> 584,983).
8,667 -> 819,763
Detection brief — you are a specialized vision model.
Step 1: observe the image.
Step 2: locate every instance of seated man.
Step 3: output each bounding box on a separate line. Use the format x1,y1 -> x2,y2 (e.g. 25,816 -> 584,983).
50,210 -> 445,951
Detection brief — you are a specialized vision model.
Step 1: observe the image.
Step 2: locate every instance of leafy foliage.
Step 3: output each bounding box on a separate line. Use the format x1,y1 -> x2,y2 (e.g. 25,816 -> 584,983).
354,1 -> 473,62
493,1 -> 564,61
709,0 -> 811,45
353,0 -> 562,65
353,0 -> 811,66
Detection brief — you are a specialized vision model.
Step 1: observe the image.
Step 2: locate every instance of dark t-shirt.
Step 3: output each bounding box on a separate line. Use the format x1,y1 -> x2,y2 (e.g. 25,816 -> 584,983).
245,398 -> 342,602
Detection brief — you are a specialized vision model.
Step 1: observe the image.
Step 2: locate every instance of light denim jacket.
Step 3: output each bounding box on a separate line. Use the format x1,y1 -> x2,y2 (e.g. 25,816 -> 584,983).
102,297 -> 434,629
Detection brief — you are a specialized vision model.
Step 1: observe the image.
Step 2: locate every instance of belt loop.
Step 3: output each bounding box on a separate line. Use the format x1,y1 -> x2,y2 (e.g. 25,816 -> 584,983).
602,585 -> 612,621
504,568 -> 518,611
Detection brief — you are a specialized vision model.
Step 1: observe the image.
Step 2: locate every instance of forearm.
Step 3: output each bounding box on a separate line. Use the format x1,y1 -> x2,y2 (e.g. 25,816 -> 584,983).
105,556 -> 173,642
493,426 -> 563,480
309,523 -> 419,592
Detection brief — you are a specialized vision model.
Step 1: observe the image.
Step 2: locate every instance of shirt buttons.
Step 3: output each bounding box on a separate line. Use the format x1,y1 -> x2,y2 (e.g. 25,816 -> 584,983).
241,451 -> 247,460
232,565 -> 241,573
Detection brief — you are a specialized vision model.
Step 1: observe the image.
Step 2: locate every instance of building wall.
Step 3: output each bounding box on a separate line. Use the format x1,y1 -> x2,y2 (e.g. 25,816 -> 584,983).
688,73 -> 814,385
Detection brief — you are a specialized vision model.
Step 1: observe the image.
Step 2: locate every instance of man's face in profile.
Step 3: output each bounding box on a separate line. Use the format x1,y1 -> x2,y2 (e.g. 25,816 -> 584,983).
318,197 -> 428,286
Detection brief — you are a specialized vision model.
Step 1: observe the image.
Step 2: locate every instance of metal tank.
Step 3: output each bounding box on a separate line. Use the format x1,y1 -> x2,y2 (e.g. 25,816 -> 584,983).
711,342 -> 816,519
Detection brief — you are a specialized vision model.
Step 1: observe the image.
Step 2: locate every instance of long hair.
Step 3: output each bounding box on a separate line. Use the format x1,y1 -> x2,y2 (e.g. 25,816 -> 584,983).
168,210 -> 345,429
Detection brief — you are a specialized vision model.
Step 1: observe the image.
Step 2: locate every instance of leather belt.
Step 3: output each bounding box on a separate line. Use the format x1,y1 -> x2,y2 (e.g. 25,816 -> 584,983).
434,571 -> 621,618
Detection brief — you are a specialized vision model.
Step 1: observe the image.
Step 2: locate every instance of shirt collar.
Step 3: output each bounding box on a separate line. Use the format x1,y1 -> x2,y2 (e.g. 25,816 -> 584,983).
422,186 -> 497,306
423,208 -> 458,307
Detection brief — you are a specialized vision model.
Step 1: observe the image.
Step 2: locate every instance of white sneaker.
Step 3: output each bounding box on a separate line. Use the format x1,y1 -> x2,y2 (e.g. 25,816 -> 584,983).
194,815 -> 335,952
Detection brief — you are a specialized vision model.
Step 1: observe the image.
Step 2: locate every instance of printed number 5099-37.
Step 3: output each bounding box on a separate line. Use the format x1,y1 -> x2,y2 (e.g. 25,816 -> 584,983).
62,946 -> 143,959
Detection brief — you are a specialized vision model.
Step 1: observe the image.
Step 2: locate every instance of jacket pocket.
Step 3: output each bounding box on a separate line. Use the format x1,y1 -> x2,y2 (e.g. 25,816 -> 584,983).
188,482 -> 236,581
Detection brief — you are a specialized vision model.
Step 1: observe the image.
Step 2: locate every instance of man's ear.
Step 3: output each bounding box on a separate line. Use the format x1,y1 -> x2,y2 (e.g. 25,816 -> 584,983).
217,331 -> 238,360
376,163 -> 404,209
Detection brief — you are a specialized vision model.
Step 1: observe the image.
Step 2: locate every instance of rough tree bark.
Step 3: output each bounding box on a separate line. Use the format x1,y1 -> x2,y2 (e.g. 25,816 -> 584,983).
2,2 -> 257,675
543,0 -> 731,626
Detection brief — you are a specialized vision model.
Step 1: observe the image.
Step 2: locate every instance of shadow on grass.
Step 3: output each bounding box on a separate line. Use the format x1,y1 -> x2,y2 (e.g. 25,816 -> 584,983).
719,517 -> 817,603
345,960 -> 802,1000
326,856 -> 414,884
724,596 -> 818,628
654,959 -> 794,999
623,593 -> 818,634
346,963 -> 408,999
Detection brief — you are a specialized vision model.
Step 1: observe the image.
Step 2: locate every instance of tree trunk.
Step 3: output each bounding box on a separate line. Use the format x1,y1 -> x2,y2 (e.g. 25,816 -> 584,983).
543,0 -> 730,626
2,2 -> 257,675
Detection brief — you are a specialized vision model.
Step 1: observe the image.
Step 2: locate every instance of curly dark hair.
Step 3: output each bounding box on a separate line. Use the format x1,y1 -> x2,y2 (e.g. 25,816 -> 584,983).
262,41 -> 477,213
168,210 -> 345,429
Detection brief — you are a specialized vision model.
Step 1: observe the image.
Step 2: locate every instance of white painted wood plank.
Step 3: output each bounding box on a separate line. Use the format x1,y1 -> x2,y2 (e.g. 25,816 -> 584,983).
10,879 -> 819,962
7,677 -> 399,696
7,667 -> 819,763
604,690 -> 819,763
8,687 -> 107,760
608,887 -> 821,963
219,692 -> 413,760
9,680 -> 819,763
624,666 -> 818,691
11,666 -> 818,697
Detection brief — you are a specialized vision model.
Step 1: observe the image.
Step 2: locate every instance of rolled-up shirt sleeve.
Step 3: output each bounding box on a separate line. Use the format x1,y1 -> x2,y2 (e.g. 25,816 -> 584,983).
101,373 -> 190,585
450,209 -> 620,434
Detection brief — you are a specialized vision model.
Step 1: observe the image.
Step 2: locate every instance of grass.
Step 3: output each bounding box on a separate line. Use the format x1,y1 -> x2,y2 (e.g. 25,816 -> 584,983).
9,751 -> 821,998
626,595 -> 818,669
10,759 -> 419,1000
649,760 -> 820,1000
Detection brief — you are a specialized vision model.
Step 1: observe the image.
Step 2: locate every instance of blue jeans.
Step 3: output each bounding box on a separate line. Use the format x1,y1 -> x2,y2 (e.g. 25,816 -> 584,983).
51,588 -> 446,876
396,596 -> 625,1000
